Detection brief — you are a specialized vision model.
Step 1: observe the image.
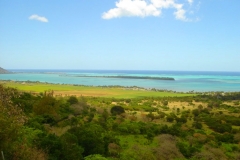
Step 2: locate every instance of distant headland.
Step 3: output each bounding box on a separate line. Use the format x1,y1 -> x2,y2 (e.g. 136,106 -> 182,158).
0,67 -> 11,74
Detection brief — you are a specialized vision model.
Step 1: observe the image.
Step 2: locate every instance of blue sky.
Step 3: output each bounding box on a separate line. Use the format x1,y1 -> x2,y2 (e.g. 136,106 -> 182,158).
0,0 -> 240,71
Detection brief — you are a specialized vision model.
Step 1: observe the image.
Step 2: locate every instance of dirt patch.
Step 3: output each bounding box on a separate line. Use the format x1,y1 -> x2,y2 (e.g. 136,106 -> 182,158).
53,90 -> 110,97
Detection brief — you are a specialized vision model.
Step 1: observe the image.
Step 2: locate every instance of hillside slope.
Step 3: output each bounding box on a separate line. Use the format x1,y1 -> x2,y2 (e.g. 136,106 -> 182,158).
0,67 -> 11,74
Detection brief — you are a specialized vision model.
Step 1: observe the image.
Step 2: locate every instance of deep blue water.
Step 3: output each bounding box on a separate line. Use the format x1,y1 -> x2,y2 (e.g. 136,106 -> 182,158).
1,69 -> 240,92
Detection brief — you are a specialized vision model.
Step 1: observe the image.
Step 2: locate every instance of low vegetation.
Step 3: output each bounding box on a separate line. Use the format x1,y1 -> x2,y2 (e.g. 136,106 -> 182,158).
1,82 -> 240,159
0,80 -> 195,98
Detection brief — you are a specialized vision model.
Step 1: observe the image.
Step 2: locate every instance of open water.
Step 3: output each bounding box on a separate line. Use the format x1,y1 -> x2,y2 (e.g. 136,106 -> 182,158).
0,70 -> 240,92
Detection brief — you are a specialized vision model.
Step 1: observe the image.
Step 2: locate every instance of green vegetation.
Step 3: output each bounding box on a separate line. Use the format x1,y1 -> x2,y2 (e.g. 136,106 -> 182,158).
0,80 -> 195,98
1,83 -> 240,159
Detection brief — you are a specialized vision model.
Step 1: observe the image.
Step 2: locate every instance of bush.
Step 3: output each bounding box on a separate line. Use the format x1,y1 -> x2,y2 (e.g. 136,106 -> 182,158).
192,109 -> 200,117
215,133 -> 234,143
69,124 -> 105,156
37,133 -> 63,159
111,106 -> 125,116
177,142 -> 199,158
204,118 -> 232,133
162,100 -> 168,106
166,116 -> 174,122
176,116 -> 187,124
192,122 -> 202,129
67,96 -> 79,105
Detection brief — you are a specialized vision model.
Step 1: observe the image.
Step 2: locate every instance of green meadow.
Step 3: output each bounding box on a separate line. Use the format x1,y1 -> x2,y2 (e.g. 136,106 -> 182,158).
0,81 -> 195,98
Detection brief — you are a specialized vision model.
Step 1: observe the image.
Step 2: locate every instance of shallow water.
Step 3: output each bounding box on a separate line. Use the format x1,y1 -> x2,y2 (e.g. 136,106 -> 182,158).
1,70 -> 240,92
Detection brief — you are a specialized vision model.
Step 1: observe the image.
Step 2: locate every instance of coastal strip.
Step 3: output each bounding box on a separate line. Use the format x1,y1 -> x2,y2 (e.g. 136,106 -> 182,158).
0,80 -> 196,98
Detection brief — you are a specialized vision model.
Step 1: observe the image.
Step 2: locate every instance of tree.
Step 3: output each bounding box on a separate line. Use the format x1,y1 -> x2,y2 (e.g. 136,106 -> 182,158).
192,109 -> 200,117
177,141 -> 199,158
193,145 -> 227,160
0,85 -> 33,159
60,132 -> 84,160
146,112 -> 155,121
176,108 -> 180,114
157,111 -> 166,119
37,133 -> 63,159
162,100 -> 168,106
102,109 -> 109,122
192,122 -> 202,129
69,124 -> 105,156
166,115 -> 174,122
108,143 -> 120,157
176,116 -> 187,124
67,96 -> 79,105
198,104 -> 203,110
146,131 -> 155,142
111,106 -> 125,116
154,134 -> 184,160
33,95 -> 59,117
12,92 -> 37,113
70,117 -> 78,127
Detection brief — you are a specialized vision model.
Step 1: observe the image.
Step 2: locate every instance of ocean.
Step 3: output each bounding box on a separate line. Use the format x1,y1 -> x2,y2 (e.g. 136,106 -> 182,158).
0,69 -> 240,92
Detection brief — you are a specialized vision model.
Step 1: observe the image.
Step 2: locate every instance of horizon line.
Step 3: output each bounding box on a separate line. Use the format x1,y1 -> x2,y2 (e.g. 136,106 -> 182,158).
5,68 -> 240,73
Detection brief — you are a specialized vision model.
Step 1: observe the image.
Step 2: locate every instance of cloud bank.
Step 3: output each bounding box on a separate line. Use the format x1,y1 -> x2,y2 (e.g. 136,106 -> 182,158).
29,14 -> 48,22
102,0 -> 197,21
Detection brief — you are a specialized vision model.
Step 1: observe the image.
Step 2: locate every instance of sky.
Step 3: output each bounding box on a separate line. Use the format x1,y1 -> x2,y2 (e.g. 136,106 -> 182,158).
0,0 -> 240,71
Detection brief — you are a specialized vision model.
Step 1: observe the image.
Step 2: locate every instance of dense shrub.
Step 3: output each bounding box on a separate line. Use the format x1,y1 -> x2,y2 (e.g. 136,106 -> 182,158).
204,117 -> 232,133
215,133 -> 234,143
192,122 -> 202,129
177,142 -> 199,158
111,106 -> 125,115
69,124 -> 106,156
67,96 -> 79,105
176,116 -> 187,124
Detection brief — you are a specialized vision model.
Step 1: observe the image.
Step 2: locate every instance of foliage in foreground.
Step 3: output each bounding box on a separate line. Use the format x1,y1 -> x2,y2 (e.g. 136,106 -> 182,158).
1,84 -> 240,159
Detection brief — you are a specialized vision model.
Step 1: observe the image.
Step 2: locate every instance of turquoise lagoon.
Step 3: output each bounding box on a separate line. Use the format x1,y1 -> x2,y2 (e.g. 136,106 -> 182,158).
0,70 -> 240,92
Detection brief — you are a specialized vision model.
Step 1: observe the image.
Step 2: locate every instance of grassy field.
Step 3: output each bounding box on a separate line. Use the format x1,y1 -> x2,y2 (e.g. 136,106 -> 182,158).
0,81 -> 196,98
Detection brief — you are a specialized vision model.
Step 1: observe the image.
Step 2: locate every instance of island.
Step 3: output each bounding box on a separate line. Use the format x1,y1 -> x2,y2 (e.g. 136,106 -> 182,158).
61,75 -> 175,80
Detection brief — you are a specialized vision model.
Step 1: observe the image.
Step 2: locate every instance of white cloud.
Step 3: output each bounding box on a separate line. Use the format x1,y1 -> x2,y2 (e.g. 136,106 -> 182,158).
102,0 -> 198,21
187,0 -> 193,5
102,0 -> 160,19
174,8 -> 187,21
29,14 -> 48,22
151,0 -> 175,8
